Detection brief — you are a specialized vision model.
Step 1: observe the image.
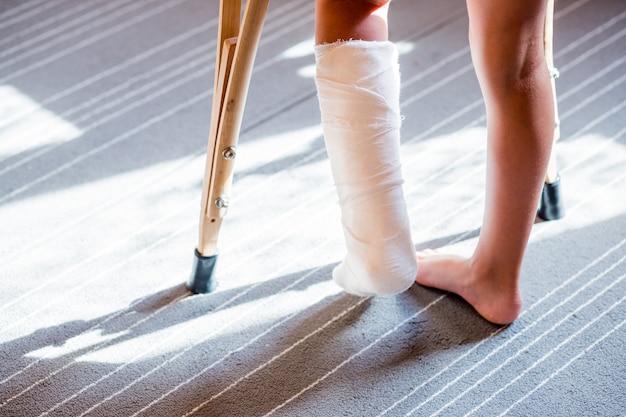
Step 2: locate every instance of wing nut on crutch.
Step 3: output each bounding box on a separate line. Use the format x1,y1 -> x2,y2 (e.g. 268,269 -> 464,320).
189,0 -> 270,293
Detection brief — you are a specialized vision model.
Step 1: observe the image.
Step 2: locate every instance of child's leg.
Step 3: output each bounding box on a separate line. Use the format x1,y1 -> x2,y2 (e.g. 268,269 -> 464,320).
315,0 -> 418,296
315,0 -> 390,44
416,0 -> 554,324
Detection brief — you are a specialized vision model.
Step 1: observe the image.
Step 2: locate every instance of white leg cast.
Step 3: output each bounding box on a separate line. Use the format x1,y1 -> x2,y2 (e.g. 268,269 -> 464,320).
315,40 -> 417,296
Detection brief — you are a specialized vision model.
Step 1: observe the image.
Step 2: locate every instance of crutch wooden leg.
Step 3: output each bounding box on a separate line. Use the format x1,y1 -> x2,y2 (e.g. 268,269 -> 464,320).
189,0 -> 270,293
538,0 -> 565,221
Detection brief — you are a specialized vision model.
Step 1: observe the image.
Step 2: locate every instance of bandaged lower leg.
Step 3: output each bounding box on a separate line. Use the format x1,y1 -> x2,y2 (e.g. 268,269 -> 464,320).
315,40 -> 417,296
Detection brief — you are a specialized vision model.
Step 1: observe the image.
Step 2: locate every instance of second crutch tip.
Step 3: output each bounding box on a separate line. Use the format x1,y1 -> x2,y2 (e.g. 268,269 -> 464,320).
188,249 -> 219,294
538,176 -> 565,221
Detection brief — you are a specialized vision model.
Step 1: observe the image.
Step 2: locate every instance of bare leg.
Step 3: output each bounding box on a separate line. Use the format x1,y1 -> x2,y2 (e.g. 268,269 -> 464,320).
416,0 -> 554,324
316,0 -> 390,44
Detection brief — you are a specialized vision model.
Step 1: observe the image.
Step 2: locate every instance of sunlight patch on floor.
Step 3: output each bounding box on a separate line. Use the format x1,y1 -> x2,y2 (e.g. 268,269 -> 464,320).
237,124 -> 323,173
66,281 -> 341,364
25,328 -> 129,361
0,154 -> 203,258
0,85 -> 83,159
538,132 -> 626,238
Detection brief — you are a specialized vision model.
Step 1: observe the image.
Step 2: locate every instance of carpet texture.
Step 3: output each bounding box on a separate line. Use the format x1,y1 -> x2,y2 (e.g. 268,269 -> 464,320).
1,0 -> 625,416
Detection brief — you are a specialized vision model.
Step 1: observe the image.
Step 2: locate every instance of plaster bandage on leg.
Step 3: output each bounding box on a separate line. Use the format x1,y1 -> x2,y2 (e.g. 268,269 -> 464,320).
315,40 -> 417,296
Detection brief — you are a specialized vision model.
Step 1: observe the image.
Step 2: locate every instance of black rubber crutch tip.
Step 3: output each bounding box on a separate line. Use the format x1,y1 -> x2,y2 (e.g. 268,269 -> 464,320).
187,249 -> 218,294
537,176 -> 565,221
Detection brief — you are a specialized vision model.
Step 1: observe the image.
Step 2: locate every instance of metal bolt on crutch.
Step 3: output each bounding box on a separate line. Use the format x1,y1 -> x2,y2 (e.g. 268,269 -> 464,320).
188,0 -> 270,293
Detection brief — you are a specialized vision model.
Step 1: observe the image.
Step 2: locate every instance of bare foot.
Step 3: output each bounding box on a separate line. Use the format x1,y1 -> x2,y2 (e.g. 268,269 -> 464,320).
415,251 -> 522,325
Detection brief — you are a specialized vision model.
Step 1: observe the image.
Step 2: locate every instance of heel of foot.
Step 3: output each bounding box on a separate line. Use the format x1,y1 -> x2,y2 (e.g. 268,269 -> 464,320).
333,256 -> 417,297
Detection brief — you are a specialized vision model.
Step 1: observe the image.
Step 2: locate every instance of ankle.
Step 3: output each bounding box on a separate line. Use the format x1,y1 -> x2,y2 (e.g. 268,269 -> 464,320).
467,257 -> 523,324
470,255 -> 520,289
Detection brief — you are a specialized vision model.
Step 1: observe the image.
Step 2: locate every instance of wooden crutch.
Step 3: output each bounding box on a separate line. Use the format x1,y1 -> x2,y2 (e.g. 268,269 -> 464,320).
538,0 -> 565,221
189,0 -> 270,293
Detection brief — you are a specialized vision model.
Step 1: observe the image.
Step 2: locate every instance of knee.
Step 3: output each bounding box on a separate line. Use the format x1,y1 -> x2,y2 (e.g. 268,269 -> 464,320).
364,0 -> 391,6
318,0 -> 390,7
315,0 -> 391,43
467,5 -> 548,91
469,25 -> 548,96
317,0 -> 390,15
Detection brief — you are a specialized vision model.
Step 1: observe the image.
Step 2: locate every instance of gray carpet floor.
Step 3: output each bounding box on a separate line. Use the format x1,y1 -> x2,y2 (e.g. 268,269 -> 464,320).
1,0 -> 625,416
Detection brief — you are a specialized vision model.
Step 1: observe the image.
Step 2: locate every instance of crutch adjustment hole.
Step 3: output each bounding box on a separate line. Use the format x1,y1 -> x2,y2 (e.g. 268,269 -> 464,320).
222,146 -> 237,160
